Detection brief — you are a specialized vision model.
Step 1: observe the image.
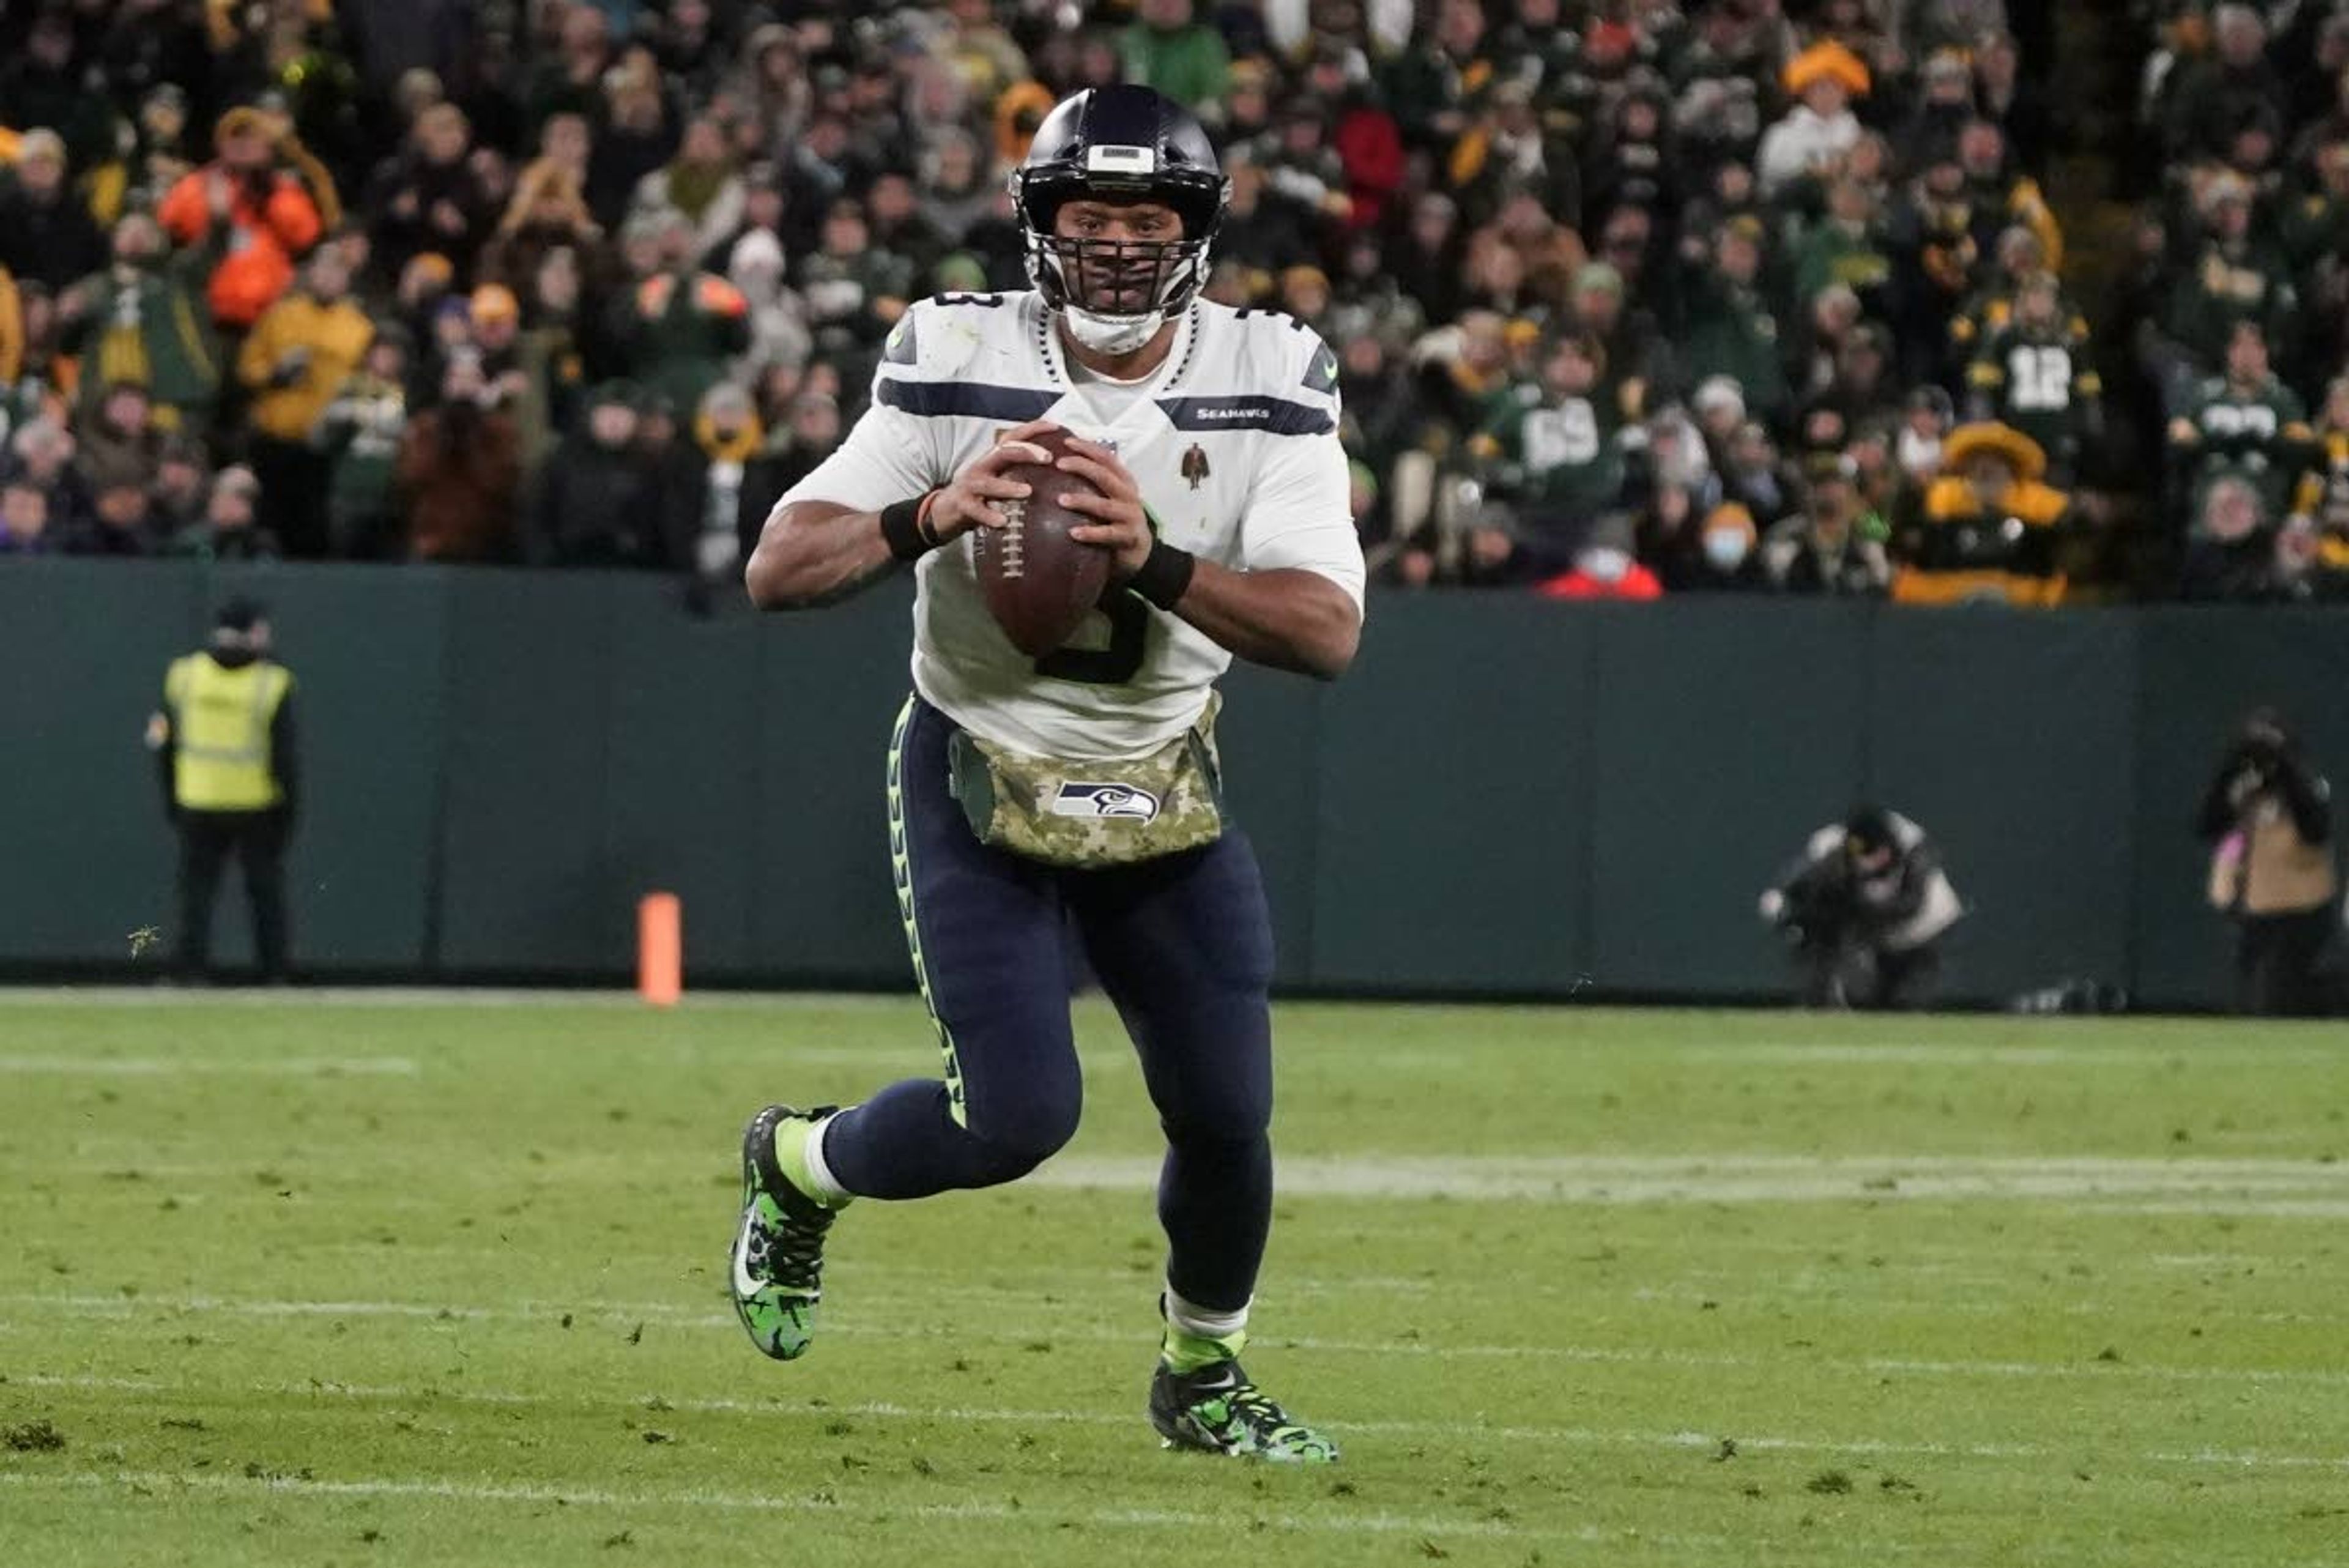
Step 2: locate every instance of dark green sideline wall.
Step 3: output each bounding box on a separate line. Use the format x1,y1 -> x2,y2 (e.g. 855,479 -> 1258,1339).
2,558 -> 2340,1009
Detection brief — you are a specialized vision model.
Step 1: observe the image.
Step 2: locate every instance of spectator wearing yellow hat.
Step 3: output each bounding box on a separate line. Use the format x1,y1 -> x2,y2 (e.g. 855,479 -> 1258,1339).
1757,41 -> 1869,198
1892,422 -> 2072,606
1669,501 -> 1768,592
158,108 -> 325,330
465,284 -> 530,404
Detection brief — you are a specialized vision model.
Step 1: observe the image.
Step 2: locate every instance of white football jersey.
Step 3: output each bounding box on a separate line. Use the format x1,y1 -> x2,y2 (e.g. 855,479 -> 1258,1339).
775,291 -> 1364,760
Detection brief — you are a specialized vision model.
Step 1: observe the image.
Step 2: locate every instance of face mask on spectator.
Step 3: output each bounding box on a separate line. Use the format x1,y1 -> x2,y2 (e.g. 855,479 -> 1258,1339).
1579,546 -> 1631,583
1897,426 -> 1942,480
1702,529 -> 1751,570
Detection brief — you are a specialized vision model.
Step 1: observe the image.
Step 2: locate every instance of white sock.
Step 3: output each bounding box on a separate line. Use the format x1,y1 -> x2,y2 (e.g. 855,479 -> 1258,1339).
1165,1284 -> 1249,1343
800,1110 -> 853,1208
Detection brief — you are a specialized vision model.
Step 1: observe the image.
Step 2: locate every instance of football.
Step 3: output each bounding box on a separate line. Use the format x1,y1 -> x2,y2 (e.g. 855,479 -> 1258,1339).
971,425 -> 1113,658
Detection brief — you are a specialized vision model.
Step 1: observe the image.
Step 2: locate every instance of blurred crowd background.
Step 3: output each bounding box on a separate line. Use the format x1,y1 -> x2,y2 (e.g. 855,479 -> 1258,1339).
1,0 -> 2347,605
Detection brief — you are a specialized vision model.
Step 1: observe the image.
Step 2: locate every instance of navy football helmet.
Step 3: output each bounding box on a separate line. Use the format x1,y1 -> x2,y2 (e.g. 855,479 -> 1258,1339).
1012,84 -> 1228,353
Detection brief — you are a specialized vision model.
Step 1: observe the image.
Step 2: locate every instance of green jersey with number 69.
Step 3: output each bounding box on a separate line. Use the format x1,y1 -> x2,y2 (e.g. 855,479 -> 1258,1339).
1472,379 -> 1630,519
771,291 -> 1363,761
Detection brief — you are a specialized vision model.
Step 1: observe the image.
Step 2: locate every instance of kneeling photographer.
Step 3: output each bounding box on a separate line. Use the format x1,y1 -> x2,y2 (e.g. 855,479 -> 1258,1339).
1761,807 -> 1965,1009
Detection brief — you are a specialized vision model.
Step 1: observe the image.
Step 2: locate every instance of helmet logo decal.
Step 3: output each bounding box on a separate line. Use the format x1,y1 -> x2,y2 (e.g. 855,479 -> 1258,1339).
1086,144 -> 1157,175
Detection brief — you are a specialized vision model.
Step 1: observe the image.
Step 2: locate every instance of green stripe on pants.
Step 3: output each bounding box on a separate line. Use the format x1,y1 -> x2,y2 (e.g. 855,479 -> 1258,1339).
888,697 -> 968,1126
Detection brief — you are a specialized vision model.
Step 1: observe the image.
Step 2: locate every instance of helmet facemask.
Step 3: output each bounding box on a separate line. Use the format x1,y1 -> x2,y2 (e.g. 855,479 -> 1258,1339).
1017,161 -> 1223,356
1031,226 -> 1213,355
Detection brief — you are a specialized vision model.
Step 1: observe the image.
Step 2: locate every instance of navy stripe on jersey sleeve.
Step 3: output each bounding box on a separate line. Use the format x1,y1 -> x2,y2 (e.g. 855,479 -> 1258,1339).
877,379 -> 1064,422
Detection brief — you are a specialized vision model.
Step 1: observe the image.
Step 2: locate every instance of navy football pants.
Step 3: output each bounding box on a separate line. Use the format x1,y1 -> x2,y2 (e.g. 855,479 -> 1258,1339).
818,697 -> 1278,1313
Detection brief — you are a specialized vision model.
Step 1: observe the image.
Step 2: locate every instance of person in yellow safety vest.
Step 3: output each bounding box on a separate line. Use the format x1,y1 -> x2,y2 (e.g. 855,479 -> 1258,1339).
146,597 -> 299,981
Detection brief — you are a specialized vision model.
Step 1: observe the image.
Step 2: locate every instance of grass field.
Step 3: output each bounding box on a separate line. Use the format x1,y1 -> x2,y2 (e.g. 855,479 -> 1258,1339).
2,992 -> 2347,1567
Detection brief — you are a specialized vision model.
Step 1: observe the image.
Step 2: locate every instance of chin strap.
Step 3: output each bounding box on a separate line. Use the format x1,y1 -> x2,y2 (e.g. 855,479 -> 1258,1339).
1062,304 -> 1166,357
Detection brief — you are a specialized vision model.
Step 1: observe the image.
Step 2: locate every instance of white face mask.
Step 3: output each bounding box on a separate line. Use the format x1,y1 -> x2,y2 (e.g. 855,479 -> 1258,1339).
1061,303 -> 1166,357
1579,546 -> 1631,582
1898,426 -> 1942,478
1702,530 -> 1750,569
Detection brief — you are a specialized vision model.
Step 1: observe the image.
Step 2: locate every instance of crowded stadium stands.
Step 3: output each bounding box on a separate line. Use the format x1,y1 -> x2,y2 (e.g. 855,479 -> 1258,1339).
1,0 -> 2345,603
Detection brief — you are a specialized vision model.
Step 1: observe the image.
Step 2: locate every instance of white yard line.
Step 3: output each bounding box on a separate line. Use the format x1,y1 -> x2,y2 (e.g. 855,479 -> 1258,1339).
1022,1153 -> 2349,1206
10,1296 -> 2348,1388
0,1467 -> 1594,1545
29,1151 -> 2349,1206
2,987 -> 2332,1050
1679,1042 -> 2349,1065
9,1373 -> 2347,1474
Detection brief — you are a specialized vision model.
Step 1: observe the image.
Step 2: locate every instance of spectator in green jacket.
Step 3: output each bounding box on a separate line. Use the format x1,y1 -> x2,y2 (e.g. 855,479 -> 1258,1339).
314,325 -> 412,559
1119,0 -> 1232,124
1680,217 -> 1790,427
167,465 -> 282,562
611,210 -> 753,418
2168,320 -> 2315,522
55,214 -> 222,436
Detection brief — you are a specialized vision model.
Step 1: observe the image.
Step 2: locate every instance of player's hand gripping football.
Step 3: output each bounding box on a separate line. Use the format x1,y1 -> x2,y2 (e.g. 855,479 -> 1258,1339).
1053,437 -> 1157,578
924,419 -> 1061,543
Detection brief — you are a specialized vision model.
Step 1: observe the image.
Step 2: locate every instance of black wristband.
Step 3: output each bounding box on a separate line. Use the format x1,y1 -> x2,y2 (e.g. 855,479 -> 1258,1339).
879,492 -> 935,562
1127,538 -> 1197,611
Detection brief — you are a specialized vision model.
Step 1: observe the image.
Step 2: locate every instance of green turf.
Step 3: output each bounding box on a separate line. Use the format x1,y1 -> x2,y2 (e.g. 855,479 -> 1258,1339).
2,994 -> 2346,1567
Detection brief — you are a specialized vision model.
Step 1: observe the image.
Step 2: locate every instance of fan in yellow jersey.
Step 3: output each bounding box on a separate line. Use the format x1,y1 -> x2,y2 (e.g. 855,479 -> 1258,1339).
1891,421 -> 2073,607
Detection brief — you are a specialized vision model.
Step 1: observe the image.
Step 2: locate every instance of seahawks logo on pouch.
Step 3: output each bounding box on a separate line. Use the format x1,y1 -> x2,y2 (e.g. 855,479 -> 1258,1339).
1049,783 -> 1161,822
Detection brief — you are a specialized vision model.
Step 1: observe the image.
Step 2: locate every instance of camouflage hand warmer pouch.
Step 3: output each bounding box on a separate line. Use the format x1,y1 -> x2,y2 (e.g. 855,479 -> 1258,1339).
946,694 -> 1225,868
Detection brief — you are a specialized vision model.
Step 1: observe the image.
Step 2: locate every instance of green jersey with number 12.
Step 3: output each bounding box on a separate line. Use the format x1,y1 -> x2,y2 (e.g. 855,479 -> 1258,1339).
774,291 -> 1364,760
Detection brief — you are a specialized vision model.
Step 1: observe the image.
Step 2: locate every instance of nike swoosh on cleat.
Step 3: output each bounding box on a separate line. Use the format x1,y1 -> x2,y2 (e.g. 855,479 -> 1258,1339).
730,1210 -> 763,1299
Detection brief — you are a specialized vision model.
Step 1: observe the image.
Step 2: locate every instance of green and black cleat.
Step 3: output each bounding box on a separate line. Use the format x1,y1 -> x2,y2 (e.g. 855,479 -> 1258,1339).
1149,1358 -> 1340,1463
727,1104 -> 841,1361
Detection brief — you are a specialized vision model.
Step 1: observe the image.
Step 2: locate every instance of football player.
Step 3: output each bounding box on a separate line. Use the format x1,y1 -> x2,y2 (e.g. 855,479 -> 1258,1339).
729,84 -> 1363,1463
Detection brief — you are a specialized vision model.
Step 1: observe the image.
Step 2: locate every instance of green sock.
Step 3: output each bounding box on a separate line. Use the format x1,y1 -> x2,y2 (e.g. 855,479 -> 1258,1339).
1161,1325 -> 1247,1374
772,1115 -> 852,1211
